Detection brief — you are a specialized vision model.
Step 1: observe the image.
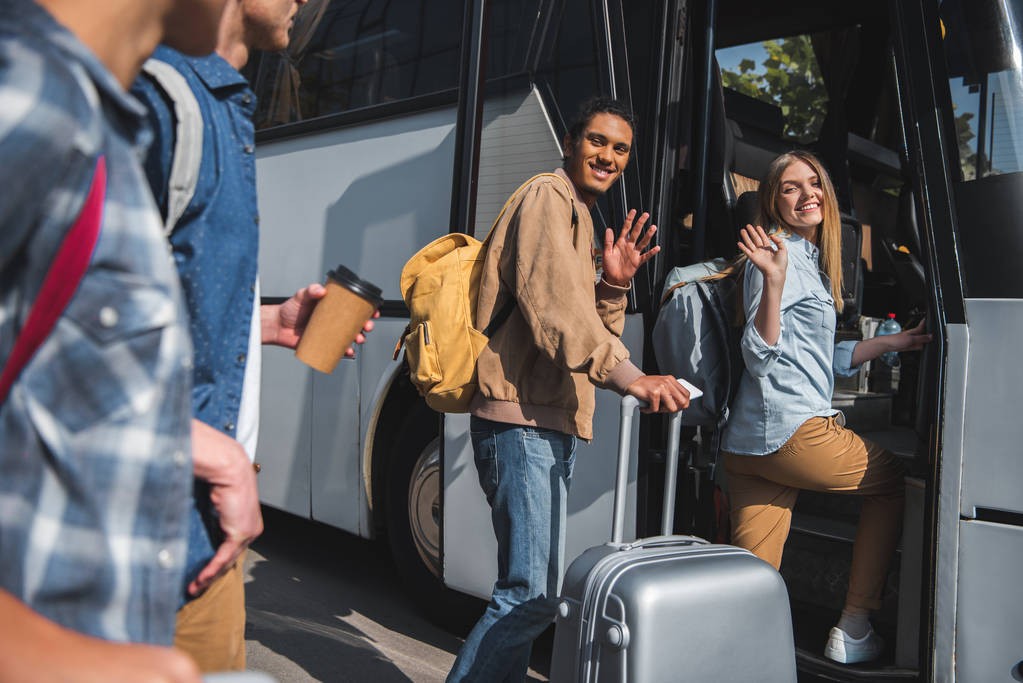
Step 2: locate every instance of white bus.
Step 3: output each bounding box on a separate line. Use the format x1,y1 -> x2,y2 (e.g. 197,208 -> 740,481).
244,0 -> 1023,679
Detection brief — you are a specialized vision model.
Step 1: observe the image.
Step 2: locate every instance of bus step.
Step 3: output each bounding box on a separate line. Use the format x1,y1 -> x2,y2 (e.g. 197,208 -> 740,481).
795,648 -> 918,680
832,390 -> 893,432
790,512 -> 858,544
790,511 -> 905,552
856,426 -> 920,460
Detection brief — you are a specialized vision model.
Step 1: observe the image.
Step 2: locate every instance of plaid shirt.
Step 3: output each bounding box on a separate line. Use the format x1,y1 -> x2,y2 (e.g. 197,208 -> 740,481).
0,0 -> 193,645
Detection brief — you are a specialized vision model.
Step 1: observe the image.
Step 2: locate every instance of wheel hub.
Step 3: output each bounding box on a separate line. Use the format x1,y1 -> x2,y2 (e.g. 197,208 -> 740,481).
408,440 -> 442,578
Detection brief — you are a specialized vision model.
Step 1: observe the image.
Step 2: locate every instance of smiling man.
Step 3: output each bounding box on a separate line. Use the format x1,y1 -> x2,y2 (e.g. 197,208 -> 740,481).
447,97 -> 691,683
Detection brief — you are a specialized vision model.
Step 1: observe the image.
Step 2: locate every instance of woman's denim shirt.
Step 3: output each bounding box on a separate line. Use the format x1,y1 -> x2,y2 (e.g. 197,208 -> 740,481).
721,232 -> 859,456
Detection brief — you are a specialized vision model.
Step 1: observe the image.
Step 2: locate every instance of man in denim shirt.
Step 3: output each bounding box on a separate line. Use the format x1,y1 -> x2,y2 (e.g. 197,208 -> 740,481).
132,0 -> 371,671
0,0 -> 226,680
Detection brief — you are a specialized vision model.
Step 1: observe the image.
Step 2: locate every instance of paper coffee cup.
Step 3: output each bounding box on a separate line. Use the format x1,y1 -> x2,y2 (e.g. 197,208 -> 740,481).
295,265 -> 383,373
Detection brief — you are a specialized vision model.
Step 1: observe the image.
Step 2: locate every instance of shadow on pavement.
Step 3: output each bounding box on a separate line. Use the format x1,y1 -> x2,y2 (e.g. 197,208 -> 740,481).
245,506 -> 551,682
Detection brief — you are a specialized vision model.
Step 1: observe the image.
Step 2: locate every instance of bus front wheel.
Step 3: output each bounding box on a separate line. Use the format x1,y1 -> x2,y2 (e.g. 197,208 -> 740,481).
385,409 -> 481,633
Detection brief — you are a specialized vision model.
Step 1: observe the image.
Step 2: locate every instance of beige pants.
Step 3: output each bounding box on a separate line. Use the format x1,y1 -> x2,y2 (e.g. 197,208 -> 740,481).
174,551 -> 247,672
724,416 -> 905,610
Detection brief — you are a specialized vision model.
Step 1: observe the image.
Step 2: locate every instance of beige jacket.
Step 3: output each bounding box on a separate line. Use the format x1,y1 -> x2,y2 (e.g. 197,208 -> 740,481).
470,169 -> 644,440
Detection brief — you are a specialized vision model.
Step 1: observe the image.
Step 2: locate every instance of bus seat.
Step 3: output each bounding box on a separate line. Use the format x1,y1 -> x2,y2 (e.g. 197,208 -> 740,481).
897,185 -> 923,257
881,185 -> 928,314
733,189 -> 759,233
839,213 -> 863,324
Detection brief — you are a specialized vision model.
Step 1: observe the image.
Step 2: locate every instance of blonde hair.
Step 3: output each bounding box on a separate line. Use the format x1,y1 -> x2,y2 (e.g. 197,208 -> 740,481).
757,150 -> 844,312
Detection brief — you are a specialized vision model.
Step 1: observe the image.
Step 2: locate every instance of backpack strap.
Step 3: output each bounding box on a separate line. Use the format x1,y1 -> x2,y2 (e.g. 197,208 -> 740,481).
0,156 -> 106,404
479,173 -> 578,337
482,172 -> 578,244
141,58 -> 203,235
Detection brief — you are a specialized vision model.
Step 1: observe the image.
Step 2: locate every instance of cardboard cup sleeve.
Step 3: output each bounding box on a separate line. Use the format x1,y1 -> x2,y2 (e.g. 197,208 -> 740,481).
295,265 -> 383,373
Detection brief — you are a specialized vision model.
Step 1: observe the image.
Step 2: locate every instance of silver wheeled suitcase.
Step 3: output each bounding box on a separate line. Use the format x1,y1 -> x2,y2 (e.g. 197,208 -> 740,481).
550,395 -> 797,682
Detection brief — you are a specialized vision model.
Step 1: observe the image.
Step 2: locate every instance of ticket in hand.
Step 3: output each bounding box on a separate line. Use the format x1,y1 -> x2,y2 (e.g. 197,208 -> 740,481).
677,377 -> 703,399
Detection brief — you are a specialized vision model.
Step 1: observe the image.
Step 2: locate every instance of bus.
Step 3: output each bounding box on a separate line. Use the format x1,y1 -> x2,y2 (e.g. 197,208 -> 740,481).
243,0 -> 1023,679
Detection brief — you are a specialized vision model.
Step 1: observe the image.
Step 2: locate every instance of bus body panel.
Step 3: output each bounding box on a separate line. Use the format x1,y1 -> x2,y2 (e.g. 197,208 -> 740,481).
444,316 -> 646,599
255,107 -> 456,302
253,109 -> 454,523
955,519 -> 1023,681
959,299 -> 1023,517
258,345 -> 314,517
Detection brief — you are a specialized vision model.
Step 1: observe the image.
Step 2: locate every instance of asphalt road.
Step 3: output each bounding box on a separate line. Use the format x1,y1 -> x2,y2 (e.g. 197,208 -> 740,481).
242,507 -> 835,683
243,506 -> 553,683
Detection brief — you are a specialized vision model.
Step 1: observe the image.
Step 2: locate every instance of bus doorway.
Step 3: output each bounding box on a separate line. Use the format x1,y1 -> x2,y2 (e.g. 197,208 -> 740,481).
629,0 -> 1023,680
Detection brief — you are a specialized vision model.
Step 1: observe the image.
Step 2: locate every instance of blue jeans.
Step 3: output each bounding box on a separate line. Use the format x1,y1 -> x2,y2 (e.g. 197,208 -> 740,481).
447,418 -> 577,683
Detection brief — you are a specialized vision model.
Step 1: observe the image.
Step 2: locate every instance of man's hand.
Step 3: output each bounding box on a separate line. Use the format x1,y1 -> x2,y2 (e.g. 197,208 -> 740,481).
0,590 -> 201,683
189,420 -> 262,597
262,282 -> 326,348
625,375 -> 691,413
262,283 -> 379,356
601,210 -> 659,287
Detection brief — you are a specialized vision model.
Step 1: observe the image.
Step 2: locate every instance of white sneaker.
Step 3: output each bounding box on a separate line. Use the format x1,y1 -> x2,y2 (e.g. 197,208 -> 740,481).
823,626 -> 884,664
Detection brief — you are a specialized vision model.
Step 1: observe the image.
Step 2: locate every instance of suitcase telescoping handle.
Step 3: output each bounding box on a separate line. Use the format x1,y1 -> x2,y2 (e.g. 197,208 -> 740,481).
612,395 -> 684,544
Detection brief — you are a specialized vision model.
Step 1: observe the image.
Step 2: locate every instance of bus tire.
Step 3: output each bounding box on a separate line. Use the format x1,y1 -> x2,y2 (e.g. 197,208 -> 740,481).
385,407 -> 482,634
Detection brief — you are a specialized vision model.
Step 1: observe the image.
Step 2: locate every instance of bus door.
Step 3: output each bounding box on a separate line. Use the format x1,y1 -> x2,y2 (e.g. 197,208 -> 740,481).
914,1 -> 1023,679
651,0 -> 955,678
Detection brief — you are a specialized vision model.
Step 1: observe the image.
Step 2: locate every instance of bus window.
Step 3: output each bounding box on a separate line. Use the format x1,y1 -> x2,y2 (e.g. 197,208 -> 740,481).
244,0 -> 541,130
717,35 -> 830,144
940,0 -> 1023,181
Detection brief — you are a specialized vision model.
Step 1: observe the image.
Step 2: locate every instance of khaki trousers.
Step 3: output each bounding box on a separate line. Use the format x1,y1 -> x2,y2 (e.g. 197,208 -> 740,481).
174,551 -> 247,672
724,416 -> 905,610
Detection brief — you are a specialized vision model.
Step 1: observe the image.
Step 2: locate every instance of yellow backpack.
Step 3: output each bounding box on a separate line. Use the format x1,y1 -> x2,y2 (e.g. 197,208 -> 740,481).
394,173 -> 575,412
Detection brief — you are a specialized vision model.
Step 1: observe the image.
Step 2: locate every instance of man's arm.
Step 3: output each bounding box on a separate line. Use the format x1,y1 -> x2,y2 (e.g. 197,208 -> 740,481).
507,182 -> 635,385
0,589 -> 200,683
506,184 -> 688,412
186,419 -> 262,596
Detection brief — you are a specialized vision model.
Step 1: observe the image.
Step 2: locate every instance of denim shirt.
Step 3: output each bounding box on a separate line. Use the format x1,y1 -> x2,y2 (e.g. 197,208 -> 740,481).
132,47 -> 259,596
134,47 -> 259,439
0,0 -> 192,644
722,232 -> 859,456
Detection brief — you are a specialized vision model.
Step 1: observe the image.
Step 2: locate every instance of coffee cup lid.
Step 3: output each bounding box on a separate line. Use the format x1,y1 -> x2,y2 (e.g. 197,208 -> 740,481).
328,264 -> 383,305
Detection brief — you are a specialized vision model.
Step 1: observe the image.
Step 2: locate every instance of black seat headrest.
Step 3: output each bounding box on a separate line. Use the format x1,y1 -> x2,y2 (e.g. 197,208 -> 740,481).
733,190 -> 760,235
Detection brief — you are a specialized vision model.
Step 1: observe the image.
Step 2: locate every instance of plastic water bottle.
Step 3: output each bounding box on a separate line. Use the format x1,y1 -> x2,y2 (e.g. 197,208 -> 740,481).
875,313 -> 902,367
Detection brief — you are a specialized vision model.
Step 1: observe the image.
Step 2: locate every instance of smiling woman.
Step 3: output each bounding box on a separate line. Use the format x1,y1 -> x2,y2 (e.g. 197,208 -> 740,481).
757,150 -> 845,310
722,150 -> 932,667
775,163 -> 823,235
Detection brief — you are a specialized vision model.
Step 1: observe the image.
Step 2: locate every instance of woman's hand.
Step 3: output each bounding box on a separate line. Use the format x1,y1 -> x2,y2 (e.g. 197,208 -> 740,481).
739,224 -> 786,346
737,224 -> 786,285
851,319 -> 933,367
885,319 -> 932,353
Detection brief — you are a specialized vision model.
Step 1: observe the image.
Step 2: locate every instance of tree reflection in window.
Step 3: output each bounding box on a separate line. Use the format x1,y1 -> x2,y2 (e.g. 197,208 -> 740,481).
718,36 -> 829,144
243,0 -> 539,130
